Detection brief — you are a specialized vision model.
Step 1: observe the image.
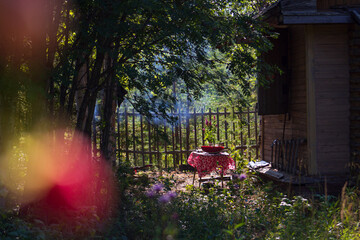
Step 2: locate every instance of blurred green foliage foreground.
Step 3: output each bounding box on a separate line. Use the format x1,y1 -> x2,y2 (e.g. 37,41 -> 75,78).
0,163 -> 360,240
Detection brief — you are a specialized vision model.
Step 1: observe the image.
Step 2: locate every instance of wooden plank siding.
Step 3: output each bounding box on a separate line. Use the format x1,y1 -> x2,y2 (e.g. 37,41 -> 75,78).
262,24 -> 350,176
261,25 -> 308,172
317,0 -> 360,10
349,24 -> 360,174
258,28 -> 289,115
310,24 -> 350,175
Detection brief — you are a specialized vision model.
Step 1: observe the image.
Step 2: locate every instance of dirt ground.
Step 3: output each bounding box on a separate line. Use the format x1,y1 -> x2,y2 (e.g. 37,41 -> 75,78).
136,169 -> 234,192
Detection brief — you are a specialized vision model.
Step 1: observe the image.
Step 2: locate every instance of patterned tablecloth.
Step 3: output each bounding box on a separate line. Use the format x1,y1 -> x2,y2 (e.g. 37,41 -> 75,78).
187,151 -> 235,178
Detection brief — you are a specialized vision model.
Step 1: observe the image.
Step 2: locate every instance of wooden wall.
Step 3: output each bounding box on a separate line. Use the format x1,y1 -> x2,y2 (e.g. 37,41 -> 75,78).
349,24 -> 360,174
317,0 -> 360,9
261,24 -> 350,176
258,28 -> 289,115
261,26 -> 308,172
307,24 -> 350,175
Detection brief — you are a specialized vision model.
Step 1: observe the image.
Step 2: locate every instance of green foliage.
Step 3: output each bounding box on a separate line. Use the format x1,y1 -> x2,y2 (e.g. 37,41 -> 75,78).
203,116 -> 217,145
2,171 -> 360,239
66,0 -> 276,124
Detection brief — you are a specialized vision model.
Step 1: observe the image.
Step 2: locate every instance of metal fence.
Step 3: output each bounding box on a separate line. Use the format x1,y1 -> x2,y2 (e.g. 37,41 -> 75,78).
116,106 -> 259,168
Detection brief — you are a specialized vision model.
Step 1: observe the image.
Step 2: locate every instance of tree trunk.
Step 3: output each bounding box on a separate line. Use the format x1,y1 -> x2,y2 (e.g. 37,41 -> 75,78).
75,43 -> 107,141
101,71 -> 116,163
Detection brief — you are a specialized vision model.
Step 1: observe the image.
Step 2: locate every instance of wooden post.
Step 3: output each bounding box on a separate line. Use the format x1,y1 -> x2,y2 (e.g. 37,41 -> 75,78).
156,125 -> 160,173
240,132 -> 244,156
201,108 -> 205,146
233,122 -> 236,143
186,106 -> 190,155
172,122 -> 176,168
117,107 -> 120,163
132,108 -> 136,165
306,25 -> 318,175
179,106 -> 183,164
164,119 -> 168,169
247,107 -> 251,162
148,120 -> 152,164
194,108 -> 198,149
125,106 -> 129,163
224,107 -> 228,148
208,108 -> 212,145
140,115 -> 145,166
171,108 -> 176,168
216,108 -> 220,143
254,107 -> 258,160
174,109 -> 179,168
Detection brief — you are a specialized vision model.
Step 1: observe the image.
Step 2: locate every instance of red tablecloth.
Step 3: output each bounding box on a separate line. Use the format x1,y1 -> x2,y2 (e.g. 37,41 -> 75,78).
187,151 -> 235,178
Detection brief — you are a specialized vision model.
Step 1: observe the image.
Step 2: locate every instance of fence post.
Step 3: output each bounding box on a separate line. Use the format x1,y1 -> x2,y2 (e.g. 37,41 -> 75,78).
156,125 -> 160,171
216,108 -> 220,143
201,108 -> 205,146
247,107 -> 251,162
115,105 -> 260,168
224,107 -> 228,148
194,108 -> 197,149
172,121 -> 176,168
178,106 -> 183,164
117,107 -> 120,164
186,106 -> 190,155
140,115 -> 145,166
148,120 -> 152,164
125,106 -> 129,163
254,107 -> 258,160
164,119 -> 168,169
132,108 -> 136,165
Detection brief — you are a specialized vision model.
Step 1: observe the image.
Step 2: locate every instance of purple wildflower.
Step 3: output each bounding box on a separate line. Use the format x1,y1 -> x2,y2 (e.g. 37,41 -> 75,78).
167,191 -> 177,199
213,116 -> 216,120
159,194 -> 171,204
152,183 -> 164,192
232,174 -> 240,180
205,118 -> 209,126
239,174 -> 247,181
146,190 -> 156,198
232,173 -> 247,181
158,191 -> 177,204
171,212 -> 179,220
234,184 -> 240,189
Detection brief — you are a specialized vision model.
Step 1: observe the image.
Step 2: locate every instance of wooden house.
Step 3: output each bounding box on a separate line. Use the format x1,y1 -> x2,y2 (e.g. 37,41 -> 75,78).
258,0 -> 360,183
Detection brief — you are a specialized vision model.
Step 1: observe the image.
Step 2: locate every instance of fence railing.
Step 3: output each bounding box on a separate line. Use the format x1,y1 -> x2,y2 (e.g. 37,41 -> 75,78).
116,106 -> 259,168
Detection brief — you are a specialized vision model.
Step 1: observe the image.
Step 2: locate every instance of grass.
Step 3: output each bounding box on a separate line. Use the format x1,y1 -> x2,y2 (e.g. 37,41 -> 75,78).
0,165 -> 360,240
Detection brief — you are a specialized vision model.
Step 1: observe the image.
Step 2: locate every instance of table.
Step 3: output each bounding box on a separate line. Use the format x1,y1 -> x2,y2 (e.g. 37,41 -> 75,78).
187,151 -> 235,187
